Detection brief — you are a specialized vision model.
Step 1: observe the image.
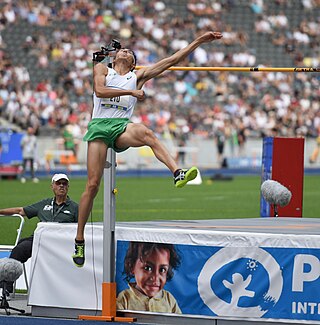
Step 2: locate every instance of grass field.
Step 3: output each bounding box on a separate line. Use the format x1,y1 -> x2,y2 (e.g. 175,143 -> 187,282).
0,175 -> 319,244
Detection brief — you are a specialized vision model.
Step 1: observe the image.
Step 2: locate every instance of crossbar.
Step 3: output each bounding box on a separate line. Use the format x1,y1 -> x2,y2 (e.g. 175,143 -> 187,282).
135,66 -> 320,72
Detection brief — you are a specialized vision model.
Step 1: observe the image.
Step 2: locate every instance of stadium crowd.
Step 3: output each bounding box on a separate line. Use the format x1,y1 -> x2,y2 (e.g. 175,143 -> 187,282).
0,0 -> 319,154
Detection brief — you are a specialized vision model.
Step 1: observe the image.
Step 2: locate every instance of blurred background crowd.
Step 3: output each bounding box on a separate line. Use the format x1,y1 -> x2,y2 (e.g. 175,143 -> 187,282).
0,0 -> 319,163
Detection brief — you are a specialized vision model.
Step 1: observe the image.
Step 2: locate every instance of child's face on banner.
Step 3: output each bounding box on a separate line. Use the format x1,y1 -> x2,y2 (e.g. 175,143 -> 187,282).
133,248 -> 170,297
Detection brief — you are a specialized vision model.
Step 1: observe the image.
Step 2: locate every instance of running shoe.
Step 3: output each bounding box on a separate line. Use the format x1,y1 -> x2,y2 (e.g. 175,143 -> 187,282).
174,167 -> 198,188
72,241 -> 85,267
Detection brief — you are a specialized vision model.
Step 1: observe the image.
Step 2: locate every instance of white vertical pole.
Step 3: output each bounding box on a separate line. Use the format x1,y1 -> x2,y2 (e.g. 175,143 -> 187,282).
103,148 -> 116,282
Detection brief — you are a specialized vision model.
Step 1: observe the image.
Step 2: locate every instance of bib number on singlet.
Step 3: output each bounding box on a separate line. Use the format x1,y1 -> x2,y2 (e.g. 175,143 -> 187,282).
101,95 -> 129,111
110,96 -> 120,102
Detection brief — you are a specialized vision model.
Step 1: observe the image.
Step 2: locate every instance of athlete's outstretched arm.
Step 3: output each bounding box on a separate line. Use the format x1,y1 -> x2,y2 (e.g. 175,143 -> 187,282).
136,31 -> 223,89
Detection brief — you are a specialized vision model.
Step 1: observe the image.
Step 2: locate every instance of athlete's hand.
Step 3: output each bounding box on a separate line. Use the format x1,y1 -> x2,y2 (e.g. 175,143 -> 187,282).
132,89 -> 145,101
197,31 -> 223,44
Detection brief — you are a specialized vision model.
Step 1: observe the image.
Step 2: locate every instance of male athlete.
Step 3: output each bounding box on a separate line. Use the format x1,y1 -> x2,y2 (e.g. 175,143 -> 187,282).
72,31 -> 223,267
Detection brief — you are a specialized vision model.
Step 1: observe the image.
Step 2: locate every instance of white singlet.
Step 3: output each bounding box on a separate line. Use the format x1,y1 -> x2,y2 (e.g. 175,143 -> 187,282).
92,68 -> 137,119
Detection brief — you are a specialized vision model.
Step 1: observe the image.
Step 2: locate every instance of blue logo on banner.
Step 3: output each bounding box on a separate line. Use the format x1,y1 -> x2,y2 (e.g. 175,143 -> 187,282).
198,247 -> 283,317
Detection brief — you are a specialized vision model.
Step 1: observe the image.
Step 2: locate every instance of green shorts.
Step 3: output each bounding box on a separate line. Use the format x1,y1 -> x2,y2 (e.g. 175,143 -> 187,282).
83,118 -> 132,152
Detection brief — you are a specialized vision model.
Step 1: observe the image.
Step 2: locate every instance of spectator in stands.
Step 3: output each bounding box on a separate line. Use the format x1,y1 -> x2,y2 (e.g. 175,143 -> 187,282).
0,173 -> 78,296
72,31 -> 223,267
20,127 -> 38,183
250,0 -> 264,14
255,15 -> 272,33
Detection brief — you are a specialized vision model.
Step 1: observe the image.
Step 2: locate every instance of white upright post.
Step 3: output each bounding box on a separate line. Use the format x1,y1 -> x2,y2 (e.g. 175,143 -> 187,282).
103,148 -> 116,283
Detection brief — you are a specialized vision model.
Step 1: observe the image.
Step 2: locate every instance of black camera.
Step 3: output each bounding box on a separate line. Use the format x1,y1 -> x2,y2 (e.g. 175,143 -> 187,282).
110,39 -> 121,51
92,39 -> 122,62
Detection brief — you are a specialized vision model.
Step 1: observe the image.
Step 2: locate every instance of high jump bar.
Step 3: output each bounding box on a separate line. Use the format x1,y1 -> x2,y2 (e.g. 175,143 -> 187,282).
135,66 -> 320,72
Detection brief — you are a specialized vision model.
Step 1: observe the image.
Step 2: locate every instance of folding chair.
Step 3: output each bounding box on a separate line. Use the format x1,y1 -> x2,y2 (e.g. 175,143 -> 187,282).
0,214 -> 29,294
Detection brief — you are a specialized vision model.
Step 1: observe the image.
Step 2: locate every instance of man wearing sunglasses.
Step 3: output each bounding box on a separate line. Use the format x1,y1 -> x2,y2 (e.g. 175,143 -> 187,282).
0,173 -> 78,295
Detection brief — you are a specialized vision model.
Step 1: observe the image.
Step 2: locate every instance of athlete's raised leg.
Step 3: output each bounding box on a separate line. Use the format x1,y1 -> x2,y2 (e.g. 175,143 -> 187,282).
116,123 -> 198,187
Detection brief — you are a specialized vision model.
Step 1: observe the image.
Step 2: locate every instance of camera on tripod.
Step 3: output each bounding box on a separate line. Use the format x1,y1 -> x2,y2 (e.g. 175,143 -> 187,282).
92,39 -> 122,63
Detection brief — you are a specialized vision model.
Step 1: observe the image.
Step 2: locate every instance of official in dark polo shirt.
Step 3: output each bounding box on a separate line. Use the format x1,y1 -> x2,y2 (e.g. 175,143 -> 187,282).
0,173 -> 78,293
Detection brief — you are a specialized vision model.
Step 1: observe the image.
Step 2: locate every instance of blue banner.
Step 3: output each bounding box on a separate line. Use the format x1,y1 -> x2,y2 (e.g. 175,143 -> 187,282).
116,241 -> 320,321
0,131 -> 23,164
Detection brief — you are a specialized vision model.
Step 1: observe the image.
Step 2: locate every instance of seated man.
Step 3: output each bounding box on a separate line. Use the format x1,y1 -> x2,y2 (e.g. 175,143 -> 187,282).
0,173 -> 78,295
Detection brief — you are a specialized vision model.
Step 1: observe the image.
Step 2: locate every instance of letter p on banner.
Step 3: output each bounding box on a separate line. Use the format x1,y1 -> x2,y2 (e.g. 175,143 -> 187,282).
292,254 -> 320,292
